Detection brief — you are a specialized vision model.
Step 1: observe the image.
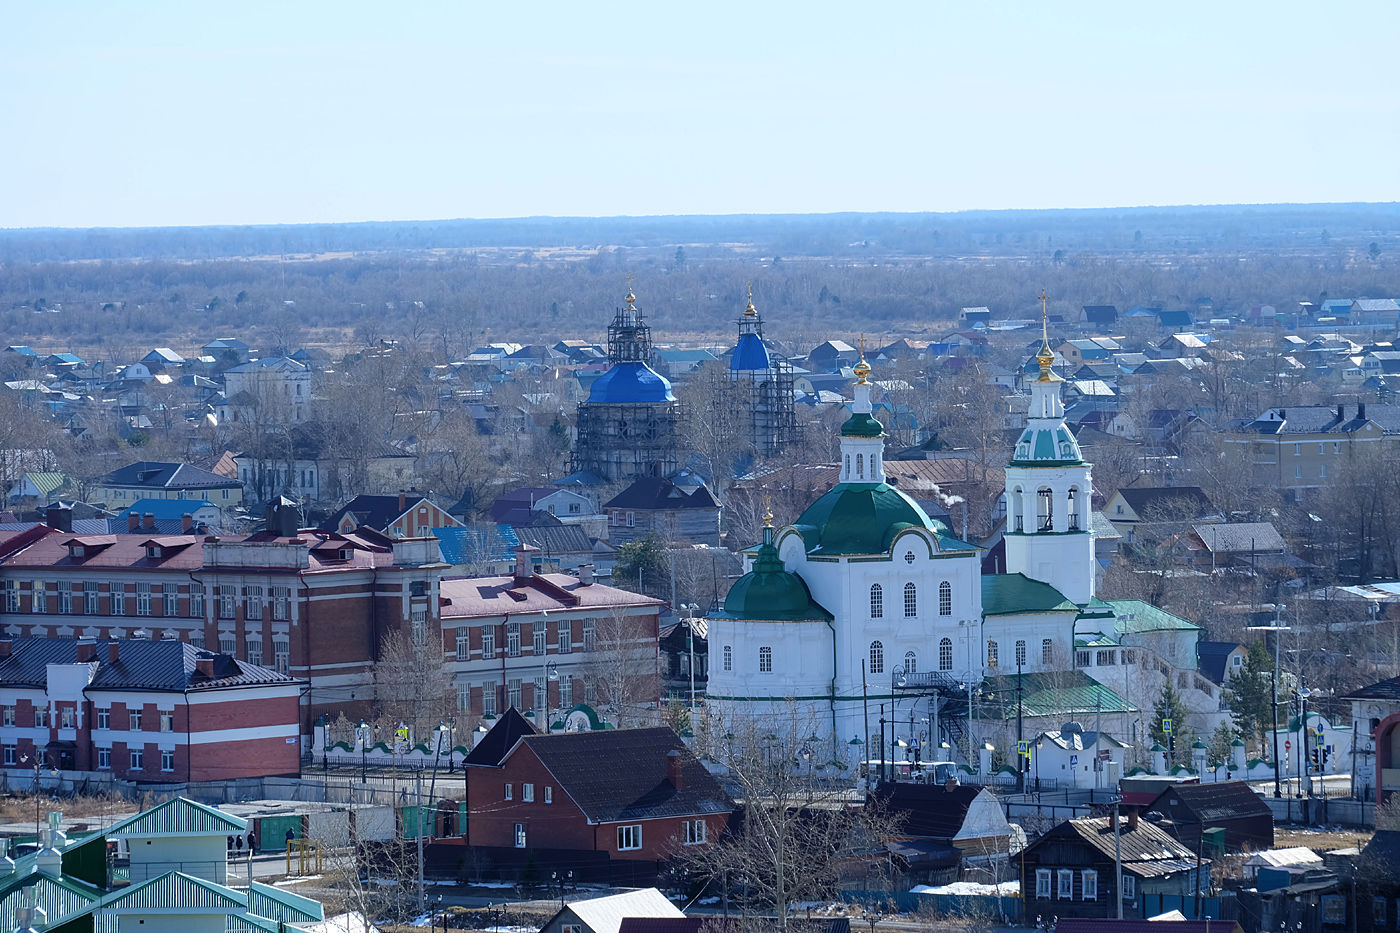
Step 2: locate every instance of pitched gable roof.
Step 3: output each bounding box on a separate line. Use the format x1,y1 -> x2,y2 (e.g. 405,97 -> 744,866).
1150,781 -> 1272,824
550,889 -> 684,933
102,461 -> 240,491
1113,486 -> 1214,520
604,477 -> 720,511
107,796 -> 248,837
1045,816 -> 1198,877
519,727 -> 733,823
868,782 -> 984,839
463,707 -> 538,768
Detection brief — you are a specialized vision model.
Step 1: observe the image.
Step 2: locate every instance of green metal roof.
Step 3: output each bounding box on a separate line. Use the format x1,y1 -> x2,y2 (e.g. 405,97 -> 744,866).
1106,600 -> 1201,634
713,529 -> 832,622
840,411 -> 885,438
981,573 -> 1078,616
1076,596 -> 1117,620
106,797 -> 247,837
979,670 -> 1134,719
1075,633 -> 1119,648
792,482 -> 947,556
22,472 -> 67,496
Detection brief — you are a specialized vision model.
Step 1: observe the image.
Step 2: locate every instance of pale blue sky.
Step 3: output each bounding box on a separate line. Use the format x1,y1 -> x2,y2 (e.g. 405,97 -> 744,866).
2,2 -> 1397,229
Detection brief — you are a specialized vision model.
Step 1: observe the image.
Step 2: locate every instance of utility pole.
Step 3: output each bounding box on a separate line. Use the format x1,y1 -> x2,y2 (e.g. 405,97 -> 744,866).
416,770 -> 425,914
1248,611 -> 1289,798
1016,658 -> 1025,794
1114,800 -> 1123,920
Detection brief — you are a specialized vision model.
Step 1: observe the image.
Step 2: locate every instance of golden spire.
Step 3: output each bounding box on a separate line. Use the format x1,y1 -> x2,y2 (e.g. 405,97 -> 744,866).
744,283 -> 757,318
763,493 -> 774,528
1036,289 -> 1056,381
625,273 -> 636,310
853,333 -> 871,385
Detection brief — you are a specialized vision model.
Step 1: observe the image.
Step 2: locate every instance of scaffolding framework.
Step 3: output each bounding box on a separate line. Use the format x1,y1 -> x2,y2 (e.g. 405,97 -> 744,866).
730,306 -> 798,455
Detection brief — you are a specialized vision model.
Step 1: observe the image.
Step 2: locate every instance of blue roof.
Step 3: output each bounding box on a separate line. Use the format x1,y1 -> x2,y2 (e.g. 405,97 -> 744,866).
730,333 -> 772,372
48,353 -> 84,364
434,525 -> 519,566
586,361 -> 675,404
116,499 -> 218,519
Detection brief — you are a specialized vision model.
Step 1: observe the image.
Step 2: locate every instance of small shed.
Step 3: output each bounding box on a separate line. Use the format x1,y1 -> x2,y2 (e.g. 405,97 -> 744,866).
539,889 -> 683,933
1147,781 -> 1273,853
1242,847 -> 1323,880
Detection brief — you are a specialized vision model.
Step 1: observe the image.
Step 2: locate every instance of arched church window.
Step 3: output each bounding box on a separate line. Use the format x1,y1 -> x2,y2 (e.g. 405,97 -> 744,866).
986,640 -> 998,668
1016,639 -> 1027,666
856,453 -> 864,478
869,641 -> 884,675
844,454 -> 850,476
723,645 -> 732,671
1037,487 -> 1054,532
939,638 -> 953,671
938,581 -> 952,616
903,582 -> 917,618
1042,639 -> 1054,664
903,651 -> 917,674
758,646 -> 772,673
870,584 -> 883,619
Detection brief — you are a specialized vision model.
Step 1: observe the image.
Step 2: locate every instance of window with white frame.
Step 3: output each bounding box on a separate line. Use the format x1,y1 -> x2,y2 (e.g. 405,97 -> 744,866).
1057,869 -> 1073,899
273,640 -> 289,673
1122,875 -> 1135,900
545,786 -> 553,804
0,705 -> 12,727
558,678 -> 572,708
870,584 -> 882,618
523,783 -> 535,802
1,744 -> 12,766
1036,869 -> 1051,899
456,683 -> 470,711
84,583 -> 98,615
128,708 -> 142,730
219,590 -> 235,619
582,620 -> 594,652
938,580 -> 952,616
96,708 -> 108,730
1043,638 -> 1054,664
58,581 -> 72,614
506,621 -> 520,657
533,625 -> 545,656
507,678 -> 522,710
246,637 -> 263,667
481,626 -> 495,659
903,582 -> 917,617
32,582 -> 46,614
684,819 -> 706,844
1016,640 -> 1027,666
723,645 -> 732,671
558,619 -> 572,654
219,634 -> 236,654
245,585 -> 263,620
110,583 -> 125,615
617,825 -> 642,850
514,823 -> 526,848
456,629 -> 470,660
987,640 -> 998,668
1,581 -> 15,612
34,706 -> 48,728
412,610 -> 427,647
95,747 -> 109,769
130,750 -> 144,771
869,641 -> 884,674
161,749 -> 174,772
272,586 -> 291,620
136,583 -> 151,616
162,583 -> 178,616
1081,870 -> 1097,900
903,650 -> 917,673
482,687 -> 496,718
61,707 -> 74,728
504,783 -> 513,800
758,646 -> 772,673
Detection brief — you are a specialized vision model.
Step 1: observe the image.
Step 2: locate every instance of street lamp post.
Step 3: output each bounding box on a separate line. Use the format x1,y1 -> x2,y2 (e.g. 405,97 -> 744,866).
1247,608 -> 1290,798
358,719 -> 370,785
1297,680 -> 1312,797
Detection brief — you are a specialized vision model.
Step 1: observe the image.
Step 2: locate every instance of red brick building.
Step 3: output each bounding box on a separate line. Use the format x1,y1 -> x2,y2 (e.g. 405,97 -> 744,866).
463,718 -> 733,860
0,502 -> 446,742
0,635 -> 301,781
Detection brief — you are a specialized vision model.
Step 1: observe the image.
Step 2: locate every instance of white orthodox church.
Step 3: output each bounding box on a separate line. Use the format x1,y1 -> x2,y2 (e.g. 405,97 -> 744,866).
706,324 -> 1182,766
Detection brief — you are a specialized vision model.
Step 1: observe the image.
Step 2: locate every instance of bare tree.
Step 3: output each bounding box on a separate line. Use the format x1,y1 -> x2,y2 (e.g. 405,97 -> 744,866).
580,606 -> 660,728
373,629 -> 453,742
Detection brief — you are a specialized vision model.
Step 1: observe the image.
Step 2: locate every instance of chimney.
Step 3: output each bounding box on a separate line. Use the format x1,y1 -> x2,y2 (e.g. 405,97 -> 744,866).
399,491 -> 407,512
666,749 -> 684,790
1109,809 -> 1118,831
1338,404 -> 1345,421
1278,408 -> 1286,420
1360,401 -> 1367,419
0,640 -> 12,658
106,642 -> 119,663
1127,807 -> 1139,831
127,513 -> 139,532
45,505 -> 71,533
196,657 -> 215,678
181,513 -> 193,533
142,512 -> 155,530
75,639 -> 96,663
577,563 -> 594,586
514,544 -> 538,582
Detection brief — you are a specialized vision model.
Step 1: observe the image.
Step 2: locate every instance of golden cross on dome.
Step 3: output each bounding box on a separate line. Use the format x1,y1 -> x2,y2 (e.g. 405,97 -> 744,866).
745,282 -> 757,318
763,492 -> 774,528
625,273 -> 636,308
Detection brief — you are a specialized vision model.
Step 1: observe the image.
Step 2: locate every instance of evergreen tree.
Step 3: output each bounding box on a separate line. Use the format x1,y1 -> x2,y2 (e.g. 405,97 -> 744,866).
1224,641 -> 1276,757
1151,679 -> 1192,765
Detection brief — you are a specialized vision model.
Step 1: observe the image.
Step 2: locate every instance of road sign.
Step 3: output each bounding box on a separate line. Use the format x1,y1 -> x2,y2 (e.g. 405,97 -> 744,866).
1018,740 -> 1030,757
1285,740 -> 1292,752
1162,718 -> 1172,734
1098,749 -> 1112,762
1070,755 -> 1079,767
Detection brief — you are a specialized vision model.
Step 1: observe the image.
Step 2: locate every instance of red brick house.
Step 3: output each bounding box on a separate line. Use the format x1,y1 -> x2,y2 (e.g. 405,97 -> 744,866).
0,635 -> 301,781
0,501 -> 446,741
465,722 -> 733,860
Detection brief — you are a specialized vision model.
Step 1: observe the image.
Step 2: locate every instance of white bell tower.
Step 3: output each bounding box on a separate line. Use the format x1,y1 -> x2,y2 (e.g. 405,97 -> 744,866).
1003,292 -> 1095,604
837,340 -> 886,484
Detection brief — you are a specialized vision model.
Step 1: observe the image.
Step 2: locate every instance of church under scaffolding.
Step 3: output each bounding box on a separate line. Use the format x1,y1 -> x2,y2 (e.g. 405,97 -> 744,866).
729,291 -> 797,455
569,285 -> 683,482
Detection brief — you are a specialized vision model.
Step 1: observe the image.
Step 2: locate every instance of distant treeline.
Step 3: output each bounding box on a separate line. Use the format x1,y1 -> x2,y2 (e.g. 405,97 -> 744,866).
3,203 -> 1400,264
2,244 -> 1398,356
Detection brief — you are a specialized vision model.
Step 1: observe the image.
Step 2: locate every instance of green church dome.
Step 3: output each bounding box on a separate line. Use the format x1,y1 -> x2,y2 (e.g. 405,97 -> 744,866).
792,482 -> 943,556
713,526 -> 831,622
840,410 -> 885,438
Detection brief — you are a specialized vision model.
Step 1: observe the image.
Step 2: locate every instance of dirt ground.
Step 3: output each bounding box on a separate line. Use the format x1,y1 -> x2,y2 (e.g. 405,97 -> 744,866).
1273,824 -> 1373,852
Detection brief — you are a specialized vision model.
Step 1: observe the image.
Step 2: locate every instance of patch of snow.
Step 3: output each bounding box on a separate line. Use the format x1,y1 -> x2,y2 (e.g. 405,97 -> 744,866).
911,880 -> 1020,896
274,874 -> 322,886
698,897 -> 720,905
